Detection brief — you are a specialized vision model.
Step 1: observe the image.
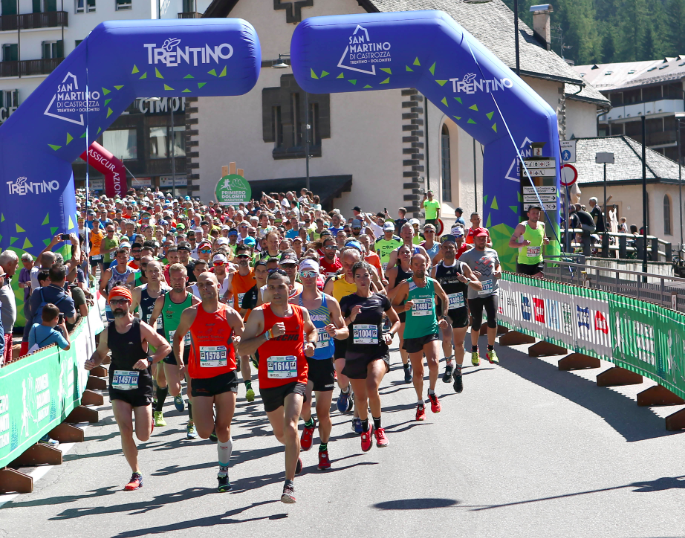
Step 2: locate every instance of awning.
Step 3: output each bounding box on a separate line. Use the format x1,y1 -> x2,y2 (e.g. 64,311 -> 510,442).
249,175 -> 352,210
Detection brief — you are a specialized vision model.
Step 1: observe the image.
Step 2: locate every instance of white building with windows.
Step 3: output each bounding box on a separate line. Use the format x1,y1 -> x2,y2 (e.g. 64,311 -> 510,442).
0,0 -> 211,124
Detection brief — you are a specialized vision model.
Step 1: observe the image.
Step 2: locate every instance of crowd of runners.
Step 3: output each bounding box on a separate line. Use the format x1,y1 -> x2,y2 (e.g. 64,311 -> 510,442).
77,187 -> 549,503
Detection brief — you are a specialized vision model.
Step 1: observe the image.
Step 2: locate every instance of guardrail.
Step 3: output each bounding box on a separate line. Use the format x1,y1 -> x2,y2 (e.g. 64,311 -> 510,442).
498,273 -> 685,429
561,228 -> 672,261
0,296 -> 104,491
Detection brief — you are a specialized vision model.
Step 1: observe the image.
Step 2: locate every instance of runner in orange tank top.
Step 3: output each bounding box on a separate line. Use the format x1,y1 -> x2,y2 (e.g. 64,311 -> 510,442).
240,269 -> 317,504
173,272 -> 244,493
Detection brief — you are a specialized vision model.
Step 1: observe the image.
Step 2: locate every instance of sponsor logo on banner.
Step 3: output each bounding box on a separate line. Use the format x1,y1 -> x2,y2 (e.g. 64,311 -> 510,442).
547,300 -> 560,330
533,298 -> 545,323
7,177 -> 60,196
0,394 -> 8,450
144,38 -> 233,67
521,295 -> 531,321
338,25 -> 391,75
44,72 -> 101,126
562,303 -> 573,333
577,305 -> 590,329
449,73 -> 513,95
634,320 -> 656,366
594,311 -> 609,334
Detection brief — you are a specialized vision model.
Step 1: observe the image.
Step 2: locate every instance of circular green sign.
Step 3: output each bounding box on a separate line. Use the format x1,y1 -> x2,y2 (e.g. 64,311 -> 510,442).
215,174 -> 252,205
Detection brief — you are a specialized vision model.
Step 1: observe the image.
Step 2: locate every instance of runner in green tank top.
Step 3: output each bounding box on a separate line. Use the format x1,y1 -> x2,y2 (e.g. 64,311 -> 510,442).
392,252 -> 450,422
508,205 -> 549,278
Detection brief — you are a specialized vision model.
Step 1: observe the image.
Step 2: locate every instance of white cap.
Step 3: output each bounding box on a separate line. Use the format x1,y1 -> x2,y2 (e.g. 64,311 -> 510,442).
212,253 -> 227,264
409,218 -> 420,226
383,222 -> 395,231
216,237 -> 229,245
299,259 -> 319,273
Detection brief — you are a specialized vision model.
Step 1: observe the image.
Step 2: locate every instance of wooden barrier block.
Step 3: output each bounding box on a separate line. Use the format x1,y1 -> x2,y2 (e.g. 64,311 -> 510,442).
91,366 -> 108,378
558,353 -> 601,371
498,331 -> 536,346
596,367 -> 643,387
497,325 -> 509,335
49,423 -> 85,443
665,409 -> 685,431
11,443 -> 62,467
528,341 -> 568,357
81,389 -> 104,406
101,355 -> 111,366
87,376 -> 107,391
637,385 -> 685,407
67,405 -> 99,423
479,325 -> 509,335
0,467 -> 33,494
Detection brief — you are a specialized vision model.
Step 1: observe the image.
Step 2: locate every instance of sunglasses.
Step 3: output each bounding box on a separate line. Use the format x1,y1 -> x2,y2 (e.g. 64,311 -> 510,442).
299,270 -> 318,279
199,249 -> 212,254
0,273 -> 6,278
213,261 -> 225,266
236,254 -> 250,259
324,245 -> 337,250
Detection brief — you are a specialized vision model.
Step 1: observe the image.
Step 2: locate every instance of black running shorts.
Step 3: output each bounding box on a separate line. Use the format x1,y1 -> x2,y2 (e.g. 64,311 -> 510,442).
191,370 -> 239,398
306,358 -> 336,392
260,381 -> 307,413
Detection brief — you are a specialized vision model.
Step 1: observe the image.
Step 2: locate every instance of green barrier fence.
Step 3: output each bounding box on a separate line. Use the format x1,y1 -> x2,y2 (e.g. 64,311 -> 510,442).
499,272 -> 685,400
0,300 -> 103,469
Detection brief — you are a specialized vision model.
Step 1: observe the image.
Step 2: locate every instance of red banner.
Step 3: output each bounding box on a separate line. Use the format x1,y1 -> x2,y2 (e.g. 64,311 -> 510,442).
80,142 -> 127,198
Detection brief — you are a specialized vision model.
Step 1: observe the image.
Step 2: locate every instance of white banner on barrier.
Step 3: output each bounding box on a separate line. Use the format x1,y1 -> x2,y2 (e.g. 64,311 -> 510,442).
571,293 -> 612,357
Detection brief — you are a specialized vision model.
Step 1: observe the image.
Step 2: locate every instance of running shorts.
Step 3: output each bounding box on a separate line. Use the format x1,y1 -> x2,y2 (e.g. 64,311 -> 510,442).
191,370 -> 239,398
403,332 -> 440,354
468,295 -> 499,330
306,358 -> 336,392
260,381 -> 307,413
342,354 -> 390,380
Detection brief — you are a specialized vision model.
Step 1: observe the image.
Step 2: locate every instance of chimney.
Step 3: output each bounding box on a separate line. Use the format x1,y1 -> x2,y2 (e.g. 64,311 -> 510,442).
530,4 -> 553,51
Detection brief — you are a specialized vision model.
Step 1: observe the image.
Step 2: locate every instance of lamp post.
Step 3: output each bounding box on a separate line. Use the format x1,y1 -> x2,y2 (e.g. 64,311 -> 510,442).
641,115 -> 648,278
170,97 -> 176,198
596,152 -> 614,258
273,53 -> 310,191
676,113 -> 685,252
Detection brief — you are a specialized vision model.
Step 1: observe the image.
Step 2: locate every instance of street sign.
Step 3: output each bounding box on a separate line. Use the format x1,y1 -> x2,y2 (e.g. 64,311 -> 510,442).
561,140 -> 576,163
523,194 -> 557,202
523,186 -> 557,194
522,159 -> 556,169
524,202 -> 557,211
595,152 -> 615,164
525,168 -> 557,177
559,164 -> 578,186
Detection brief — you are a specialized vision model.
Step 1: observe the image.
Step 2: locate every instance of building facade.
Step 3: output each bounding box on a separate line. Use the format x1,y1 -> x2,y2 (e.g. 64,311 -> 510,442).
187,0 -> 608,222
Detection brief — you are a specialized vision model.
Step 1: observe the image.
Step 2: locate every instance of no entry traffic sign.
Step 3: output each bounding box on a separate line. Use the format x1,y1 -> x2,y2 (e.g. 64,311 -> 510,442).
560,164 -> 578,187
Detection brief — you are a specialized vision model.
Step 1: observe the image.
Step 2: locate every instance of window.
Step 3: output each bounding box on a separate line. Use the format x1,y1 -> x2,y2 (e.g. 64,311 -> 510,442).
2,44 -> 18,62
75,39 -> 83,48
182,0 -> 195,12
75,0 -> 95,13
169,125 -> 185,157
1,0 -> 17,15
272,105 -> 283,148
0,89 -> 18,109
115,0 -> 131,10
102,129 -> 137,160
42,40 -> 64,59
664,195 -> 672,236
441,124 -> 452,202
149,126 -> 185,159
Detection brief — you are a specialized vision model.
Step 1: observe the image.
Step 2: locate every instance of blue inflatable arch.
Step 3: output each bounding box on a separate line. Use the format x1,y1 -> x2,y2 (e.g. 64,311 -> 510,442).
0,19 -> 261,253
290,10 -> 561,265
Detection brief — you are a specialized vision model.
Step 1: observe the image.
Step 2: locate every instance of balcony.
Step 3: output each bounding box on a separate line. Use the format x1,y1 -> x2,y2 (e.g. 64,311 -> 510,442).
602,99 -> 685,121
628,130 -> 678,146
0,57 -> 63,78
177,12 -> 202,18
0,11 -> 68,32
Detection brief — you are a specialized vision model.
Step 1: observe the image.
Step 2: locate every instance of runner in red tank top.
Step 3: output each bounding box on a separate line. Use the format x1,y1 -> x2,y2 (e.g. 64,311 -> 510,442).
173,272 -> 244,493
240,269 -> 317,504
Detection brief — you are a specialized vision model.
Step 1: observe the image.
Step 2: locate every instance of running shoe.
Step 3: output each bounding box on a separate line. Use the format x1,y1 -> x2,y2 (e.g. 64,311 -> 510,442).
471,351 -> 480,367
453,372 -> 463,394
337,390 -> 350,414
174,395 -> 185,412
404,365 -> 412,383
217,474 -> 231,492
251,356 -> 259,370
186,422 -> 198,439
318,450 -> 331,470
281,483 -> 296,503
352,417 -> 362,434
245,388 -> 255,402
300,420 -> 316,451
428,393 -> 441,413
374,427 -> 389,448
487,349 -> 499,364
124,473 -> 143,491
209,429 -> 218,443
38,434 -> 59,446
296,457 -> 303,475
153,411 -> 166,427
442,363 -> 454,383
346,394 -> 354,413
360,425 -> 374,452
415,404 -> 426,421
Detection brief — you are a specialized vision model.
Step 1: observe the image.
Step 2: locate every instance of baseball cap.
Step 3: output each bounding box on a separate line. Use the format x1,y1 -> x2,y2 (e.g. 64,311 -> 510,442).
409,218 -> 420,226
177,242 -> 191,251
243,236 -> 256,247
383,222 -> 395,231
198,240 -> 212,249
228,229 -> 238,236
475,229 -> 489,238
450,226 -> 464,237
299,259 -> 320,273
279,252 -> 299,265
291,236 -> 304,243
352,206 -> 362,212
120,242 -> 131,248
345,240 -> 363,252
440,234 -> 457,244
212,253 -> 227,264
216,237 -> 229,246
351,219 -> 362,229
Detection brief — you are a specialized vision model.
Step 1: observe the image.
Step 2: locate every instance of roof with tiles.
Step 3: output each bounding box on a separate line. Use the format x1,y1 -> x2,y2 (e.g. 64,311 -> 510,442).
574,135 -> 684,185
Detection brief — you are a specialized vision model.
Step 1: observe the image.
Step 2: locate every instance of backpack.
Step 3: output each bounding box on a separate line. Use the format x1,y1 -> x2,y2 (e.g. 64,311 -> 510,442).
32,288 -> 66,327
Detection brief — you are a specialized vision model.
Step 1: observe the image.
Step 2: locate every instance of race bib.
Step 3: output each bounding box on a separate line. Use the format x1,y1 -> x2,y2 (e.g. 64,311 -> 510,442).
91,255 -> 103,261
479,279 -> 494,295
169,329 -> 191,346
237,292 -> 246,308
316,328 -> 331,349
199,345 -> 227,368
267,355 -> 298,379
353,324 -> 378,344
112,370 -> 139,391
447,292 -> 465,310
527,246 -> 541,258
411,298 -> 432,316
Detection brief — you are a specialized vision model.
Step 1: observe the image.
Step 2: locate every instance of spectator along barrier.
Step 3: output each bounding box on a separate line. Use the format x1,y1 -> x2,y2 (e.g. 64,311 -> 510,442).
0,295 -> 104,492
498,273 -> 685,430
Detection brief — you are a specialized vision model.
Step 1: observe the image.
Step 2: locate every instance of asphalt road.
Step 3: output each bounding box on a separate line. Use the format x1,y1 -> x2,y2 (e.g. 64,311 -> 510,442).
2,333 -> 685,538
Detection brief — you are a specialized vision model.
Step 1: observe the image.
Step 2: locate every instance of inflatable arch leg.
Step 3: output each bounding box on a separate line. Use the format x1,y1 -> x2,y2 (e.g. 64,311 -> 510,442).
290,10 -> 561,269
80,142 -> 128,198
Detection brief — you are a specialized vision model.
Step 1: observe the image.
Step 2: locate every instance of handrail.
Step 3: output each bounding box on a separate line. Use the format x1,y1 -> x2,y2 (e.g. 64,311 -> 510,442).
544,259 -> 685,283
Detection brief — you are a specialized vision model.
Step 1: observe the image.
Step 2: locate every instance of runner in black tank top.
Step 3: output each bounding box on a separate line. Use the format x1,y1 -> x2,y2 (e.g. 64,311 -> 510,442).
386,244 -> 414,383
85,286 -> 171,492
